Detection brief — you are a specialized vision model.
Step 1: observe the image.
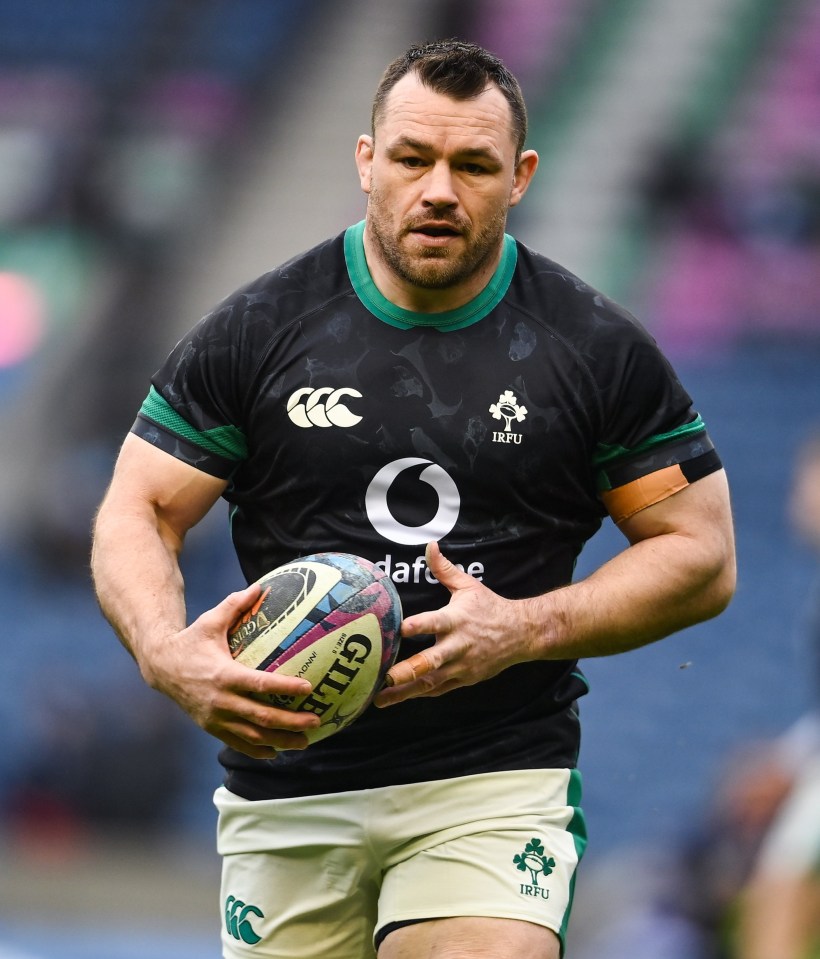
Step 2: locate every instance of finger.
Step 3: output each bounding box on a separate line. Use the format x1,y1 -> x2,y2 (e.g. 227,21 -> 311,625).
234,661 -> 315,699
375,668 -> 458,707
219,678 -> 320,732
384,650 -> 435,687
425,541 -> 475,593
216,723 -> 311,758
222,719 -> 313,752
425,676 -> 463,698
219,582 -> 264,631
219,735 -> 280,761
245,699 -> 321,733
379,674 -> 463,704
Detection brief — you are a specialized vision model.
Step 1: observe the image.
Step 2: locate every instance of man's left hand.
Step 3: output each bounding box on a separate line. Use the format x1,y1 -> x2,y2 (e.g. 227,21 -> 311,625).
373,541 -> 537,706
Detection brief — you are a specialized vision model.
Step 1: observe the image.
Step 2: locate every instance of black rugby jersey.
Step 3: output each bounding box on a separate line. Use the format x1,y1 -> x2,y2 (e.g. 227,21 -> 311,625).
132,221 -> 721,799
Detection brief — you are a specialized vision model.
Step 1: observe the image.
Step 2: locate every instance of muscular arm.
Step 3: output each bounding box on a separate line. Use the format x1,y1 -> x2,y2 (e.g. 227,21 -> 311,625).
92,434 -> 223,653
376,469 -> 736,702
92,434 -> 319,756
536,467 -> 736,657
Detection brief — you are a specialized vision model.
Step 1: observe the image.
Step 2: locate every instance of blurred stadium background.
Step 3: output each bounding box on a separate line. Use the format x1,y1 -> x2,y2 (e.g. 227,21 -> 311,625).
0,0 -> 818,956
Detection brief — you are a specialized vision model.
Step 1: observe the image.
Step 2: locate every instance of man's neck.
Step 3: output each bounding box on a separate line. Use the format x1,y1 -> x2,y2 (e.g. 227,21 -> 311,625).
361,226 -> 502,314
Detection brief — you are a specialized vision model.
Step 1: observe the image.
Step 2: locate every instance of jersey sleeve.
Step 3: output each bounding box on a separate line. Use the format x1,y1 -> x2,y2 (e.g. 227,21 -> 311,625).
130,299 -> 252,479
590,313 -> 722,524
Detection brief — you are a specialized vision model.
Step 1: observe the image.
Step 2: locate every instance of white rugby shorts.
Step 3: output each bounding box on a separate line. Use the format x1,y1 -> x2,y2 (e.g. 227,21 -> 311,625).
215,768 -> 586,958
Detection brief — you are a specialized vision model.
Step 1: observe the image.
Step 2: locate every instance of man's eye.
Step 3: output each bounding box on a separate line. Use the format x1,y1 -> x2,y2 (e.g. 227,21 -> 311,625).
462,163 -> 486,175
400,157 -> 425,168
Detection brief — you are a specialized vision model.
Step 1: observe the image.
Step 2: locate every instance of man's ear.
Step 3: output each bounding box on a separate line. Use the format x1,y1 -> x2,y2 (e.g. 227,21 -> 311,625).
355,135 -> 374,194
509,149 -> 539,207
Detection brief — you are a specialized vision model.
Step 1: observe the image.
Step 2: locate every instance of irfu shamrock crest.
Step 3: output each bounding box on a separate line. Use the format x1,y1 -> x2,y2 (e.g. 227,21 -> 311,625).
513,838 -> 556,887
489,390 -> 528,432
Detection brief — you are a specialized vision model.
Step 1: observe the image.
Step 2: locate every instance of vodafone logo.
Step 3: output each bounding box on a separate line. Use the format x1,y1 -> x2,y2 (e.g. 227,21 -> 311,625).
366,458 -> 460,546
287,387 -> 363,428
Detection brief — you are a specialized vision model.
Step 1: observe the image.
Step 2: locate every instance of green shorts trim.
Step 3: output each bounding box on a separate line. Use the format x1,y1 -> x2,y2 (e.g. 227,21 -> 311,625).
215,768 -> 586,958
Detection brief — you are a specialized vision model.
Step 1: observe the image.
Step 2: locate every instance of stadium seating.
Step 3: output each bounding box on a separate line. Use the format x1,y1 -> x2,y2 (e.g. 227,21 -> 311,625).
635,0 -> 820,349
1,7 -> 819,942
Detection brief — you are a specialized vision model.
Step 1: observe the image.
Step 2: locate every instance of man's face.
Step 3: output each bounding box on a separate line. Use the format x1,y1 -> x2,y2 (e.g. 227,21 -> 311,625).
356,73 -> 537,304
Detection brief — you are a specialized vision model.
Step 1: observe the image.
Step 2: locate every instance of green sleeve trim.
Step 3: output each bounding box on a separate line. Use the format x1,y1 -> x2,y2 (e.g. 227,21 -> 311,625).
592,414 -> 706,469
140,385 -> 248,461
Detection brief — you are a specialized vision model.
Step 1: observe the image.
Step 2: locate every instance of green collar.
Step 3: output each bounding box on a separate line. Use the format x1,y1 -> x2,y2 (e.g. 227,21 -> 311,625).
344,220 -> 516,331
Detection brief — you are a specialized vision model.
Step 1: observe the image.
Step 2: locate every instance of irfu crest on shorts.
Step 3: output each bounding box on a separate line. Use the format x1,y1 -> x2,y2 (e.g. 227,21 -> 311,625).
513,838 -> 555,887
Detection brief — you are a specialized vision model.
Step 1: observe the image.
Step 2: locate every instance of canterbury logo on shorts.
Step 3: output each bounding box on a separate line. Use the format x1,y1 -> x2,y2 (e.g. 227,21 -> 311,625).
225,895 -> 264,944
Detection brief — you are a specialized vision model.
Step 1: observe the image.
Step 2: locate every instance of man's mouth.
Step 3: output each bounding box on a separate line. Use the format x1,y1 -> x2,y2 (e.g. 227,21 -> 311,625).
416,225 -> 459,236
410,223 -> 463,240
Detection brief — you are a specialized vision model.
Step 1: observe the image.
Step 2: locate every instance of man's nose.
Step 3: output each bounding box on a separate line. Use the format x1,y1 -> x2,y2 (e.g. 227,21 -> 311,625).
421,162 -> 458,207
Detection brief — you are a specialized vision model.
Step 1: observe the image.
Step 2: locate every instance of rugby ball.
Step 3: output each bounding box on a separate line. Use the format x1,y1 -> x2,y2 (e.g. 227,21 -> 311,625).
228,552 -> 402,744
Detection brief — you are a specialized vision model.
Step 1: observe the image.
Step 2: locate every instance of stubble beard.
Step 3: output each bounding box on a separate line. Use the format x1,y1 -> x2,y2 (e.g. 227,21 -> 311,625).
367,186 -> 508,291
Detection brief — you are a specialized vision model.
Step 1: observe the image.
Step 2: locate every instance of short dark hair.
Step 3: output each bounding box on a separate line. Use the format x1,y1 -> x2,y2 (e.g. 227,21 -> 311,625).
371,39 -> 528,159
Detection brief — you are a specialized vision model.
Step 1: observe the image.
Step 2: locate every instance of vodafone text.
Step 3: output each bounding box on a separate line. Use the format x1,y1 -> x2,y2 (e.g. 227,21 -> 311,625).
375,554 -> 485,585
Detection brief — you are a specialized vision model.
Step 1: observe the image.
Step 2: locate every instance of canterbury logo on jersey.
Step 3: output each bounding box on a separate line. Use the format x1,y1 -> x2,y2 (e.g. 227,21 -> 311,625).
287,387 -> 363,428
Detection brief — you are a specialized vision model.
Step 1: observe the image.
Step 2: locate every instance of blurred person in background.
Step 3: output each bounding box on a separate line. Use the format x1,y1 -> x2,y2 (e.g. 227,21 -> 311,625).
91,39 -> 735,959
568,434 -> 820,959
734,432 -> 820,959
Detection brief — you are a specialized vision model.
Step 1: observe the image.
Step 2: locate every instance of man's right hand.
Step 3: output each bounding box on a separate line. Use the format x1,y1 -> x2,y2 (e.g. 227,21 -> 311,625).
140,584 -> 320,760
